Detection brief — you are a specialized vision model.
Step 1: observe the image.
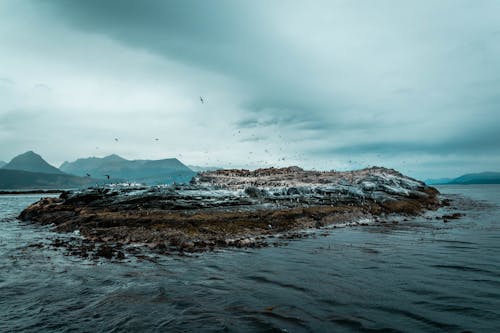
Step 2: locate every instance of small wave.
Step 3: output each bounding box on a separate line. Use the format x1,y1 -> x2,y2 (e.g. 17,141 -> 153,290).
246,275 -> 309,293
374,306 -> 462,331
327,314 -> 399,332
431,264 -> 494,274
433,239 -> 477,245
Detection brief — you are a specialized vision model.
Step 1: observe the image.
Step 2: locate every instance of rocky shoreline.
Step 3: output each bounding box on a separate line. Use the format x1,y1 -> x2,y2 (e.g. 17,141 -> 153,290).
18,167 -> 444,258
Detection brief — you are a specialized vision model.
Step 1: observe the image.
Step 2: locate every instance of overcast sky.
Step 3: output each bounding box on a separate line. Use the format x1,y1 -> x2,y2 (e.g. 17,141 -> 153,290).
1,0 -> 499,179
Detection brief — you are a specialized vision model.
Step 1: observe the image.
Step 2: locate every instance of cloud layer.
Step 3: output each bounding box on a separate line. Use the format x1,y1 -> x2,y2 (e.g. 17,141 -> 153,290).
1,0 -> 499,179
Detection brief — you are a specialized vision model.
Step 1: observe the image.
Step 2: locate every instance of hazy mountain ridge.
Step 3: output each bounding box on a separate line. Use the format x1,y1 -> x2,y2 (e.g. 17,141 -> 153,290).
424,178 -> 453,185
448,172 -> 500,184
59,154 -> 126,172
188,165 -> 222,172
0,169 -> 93,189
426,172 -> 500,185
60,154 -> 196,184
1,151 -> 196,188
2,151 -> 64,175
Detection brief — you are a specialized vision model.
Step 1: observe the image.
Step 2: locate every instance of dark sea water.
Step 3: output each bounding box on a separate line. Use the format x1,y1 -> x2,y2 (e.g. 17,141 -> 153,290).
1,186 -> 500,332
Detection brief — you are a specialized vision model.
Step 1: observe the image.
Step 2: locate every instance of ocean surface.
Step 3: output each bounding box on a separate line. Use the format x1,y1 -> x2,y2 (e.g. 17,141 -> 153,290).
1,185 -> 499,332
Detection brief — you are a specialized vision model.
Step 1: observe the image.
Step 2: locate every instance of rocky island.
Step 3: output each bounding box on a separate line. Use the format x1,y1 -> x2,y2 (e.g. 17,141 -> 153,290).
19,167 -> 442,257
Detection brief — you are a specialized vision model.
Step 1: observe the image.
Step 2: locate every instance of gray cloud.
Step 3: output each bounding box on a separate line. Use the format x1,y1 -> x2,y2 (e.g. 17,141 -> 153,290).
0,77 -> 15,85
0,0 -> 499,179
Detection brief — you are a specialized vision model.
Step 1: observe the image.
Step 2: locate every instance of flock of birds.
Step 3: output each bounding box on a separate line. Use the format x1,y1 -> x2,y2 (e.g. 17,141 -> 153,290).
86,96 -> 400,180
88,97 -> 208,180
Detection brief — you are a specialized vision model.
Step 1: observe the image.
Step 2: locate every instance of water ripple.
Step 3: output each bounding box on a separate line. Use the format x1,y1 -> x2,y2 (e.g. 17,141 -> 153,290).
1,187 -> 500,331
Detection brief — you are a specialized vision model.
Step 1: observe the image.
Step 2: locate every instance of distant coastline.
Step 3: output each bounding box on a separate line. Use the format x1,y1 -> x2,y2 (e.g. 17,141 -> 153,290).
0,189 -> 64,195
426,171 -> 500,185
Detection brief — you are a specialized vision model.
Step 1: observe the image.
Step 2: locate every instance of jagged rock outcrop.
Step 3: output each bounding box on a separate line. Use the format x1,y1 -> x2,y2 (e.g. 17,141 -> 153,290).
19,166 -> 441,254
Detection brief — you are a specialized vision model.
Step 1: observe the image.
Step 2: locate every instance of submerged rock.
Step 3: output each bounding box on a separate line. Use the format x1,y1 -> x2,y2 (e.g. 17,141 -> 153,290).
18,166 -> 441,254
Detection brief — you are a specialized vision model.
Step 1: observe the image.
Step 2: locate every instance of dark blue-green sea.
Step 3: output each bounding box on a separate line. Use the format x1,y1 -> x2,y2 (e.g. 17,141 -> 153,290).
1,185 -> 499,332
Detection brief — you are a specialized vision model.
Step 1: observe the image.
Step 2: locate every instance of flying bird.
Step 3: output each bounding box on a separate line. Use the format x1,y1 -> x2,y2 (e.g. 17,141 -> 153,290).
200,96 -> 204,104
114,138 -> 119,142
86,173 -> 91,177
155,138 -> 159,141
104,174 -> 110,180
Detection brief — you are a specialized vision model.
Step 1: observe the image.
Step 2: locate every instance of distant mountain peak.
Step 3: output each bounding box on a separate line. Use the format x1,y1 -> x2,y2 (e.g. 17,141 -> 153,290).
19,150 -> 38,157
103,154 -> 126,161
427,171 -> 500,185
188,165 -> 222,172
2,151 -> 64,175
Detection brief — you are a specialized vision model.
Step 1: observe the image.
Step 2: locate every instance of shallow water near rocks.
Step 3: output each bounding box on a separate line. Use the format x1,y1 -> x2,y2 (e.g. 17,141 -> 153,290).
1,186 -> 500,332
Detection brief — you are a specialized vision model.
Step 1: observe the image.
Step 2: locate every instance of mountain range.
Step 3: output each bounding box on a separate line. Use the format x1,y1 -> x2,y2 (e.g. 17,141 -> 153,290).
0,151 -> 93,189
4,150 -> 499,189
60,154 -> 196,184
426,172 -> 500,185
1,151 -> 196,189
